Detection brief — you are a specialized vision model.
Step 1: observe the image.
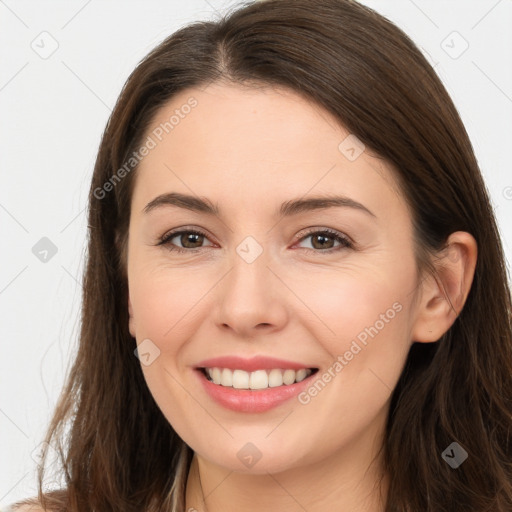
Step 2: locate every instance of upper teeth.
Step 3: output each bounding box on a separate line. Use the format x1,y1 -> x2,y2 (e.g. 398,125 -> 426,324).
205,367 -> 312,389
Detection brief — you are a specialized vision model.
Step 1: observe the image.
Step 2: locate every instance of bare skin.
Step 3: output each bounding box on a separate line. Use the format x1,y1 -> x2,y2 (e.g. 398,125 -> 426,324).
126,82 -> 477,512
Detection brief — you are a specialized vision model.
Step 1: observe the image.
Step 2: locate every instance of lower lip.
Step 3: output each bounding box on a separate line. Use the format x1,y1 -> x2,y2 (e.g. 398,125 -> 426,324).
195,369 -> 317,413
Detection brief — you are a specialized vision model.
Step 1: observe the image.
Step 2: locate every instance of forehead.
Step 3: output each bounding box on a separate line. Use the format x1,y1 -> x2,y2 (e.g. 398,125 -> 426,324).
132,82 -> 407,224
146,82 -> 348,160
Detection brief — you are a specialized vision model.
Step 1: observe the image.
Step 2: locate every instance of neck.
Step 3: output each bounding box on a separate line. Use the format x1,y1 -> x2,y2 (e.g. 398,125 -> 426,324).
185,414 -> 389,512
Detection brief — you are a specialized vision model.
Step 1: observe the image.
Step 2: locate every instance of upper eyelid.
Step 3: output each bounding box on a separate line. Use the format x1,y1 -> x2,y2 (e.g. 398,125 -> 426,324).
160,226 -> 347,238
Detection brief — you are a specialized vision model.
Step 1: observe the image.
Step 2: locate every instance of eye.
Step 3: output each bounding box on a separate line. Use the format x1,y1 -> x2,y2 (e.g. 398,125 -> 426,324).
156,227 -> 353,254
157,228 -> 213,254
294,228 -> 353,253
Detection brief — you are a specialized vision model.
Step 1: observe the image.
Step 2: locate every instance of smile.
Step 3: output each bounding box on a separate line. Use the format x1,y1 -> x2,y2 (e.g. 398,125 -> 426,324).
201,367 -> 316,389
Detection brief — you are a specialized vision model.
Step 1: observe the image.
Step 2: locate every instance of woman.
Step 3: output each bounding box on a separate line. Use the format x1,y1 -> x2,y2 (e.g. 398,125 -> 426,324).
11,0 -> 512,510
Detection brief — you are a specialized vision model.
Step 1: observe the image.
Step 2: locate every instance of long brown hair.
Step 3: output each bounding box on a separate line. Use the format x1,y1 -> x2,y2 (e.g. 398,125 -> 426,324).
14,0 -> 512,510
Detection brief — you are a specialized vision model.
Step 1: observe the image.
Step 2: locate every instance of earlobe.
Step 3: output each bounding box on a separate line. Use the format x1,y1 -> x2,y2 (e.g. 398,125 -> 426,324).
410,231 -> 478,343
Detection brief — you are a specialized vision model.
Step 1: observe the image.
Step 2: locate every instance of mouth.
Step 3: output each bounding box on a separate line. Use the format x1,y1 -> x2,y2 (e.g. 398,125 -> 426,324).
198,366 -> 319,390
194,365 -> 319,413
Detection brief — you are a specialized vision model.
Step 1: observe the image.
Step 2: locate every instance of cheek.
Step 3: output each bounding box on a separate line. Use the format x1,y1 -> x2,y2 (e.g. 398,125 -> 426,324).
288,260 -> 415,413
129,268 -> 216,359
289,263 -> 410,346
128,272 -> 205,434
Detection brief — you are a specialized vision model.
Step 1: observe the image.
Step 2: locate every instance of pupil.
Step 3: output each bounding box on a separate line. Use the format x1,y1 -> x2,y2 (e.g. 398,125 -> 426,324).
314,234 -> 332,249
183,233 -> 201,248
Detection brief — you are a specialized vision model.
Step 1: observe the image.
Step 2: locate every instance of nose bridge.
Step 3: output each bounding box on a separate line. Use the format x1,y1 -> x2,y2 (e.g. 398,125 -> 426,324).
229,232 -> 273,300
214,230 -> 287,332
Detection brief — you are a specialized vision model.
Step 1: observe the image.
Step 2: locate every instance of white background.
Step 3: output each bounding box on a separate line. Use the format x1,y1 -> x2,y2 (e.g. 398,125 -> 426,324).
1,0 -> 511,507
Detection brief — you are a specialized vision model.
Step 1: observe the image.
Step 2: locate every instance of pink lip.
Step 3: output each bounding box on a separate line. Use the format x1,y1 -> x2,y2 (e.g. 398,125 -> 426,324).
194,368 -> 317,413
195,355 -> 315,372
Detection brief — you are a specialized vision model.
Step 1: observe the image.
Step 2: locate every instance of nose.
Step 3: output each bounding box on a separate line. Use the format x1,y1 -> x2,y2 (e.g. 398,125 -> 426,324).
213,245 -> 289,339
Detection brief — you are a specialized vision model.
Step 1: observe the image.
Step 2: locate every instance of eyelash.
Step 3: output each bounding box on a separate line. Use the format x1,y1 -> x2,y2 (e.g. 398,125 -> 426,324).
156,227 -> 353,255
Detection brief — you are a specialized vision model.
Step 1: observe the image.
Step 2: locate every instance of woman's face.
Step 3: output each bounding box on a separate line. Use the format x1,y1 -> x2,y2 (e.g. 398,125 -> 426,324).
126,82 -> 423,474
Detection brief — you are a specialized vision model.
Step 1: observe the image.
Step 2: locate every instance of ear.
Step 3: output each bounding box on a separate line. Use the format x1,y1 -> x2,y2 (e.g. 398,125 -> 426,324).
128,292 -> 136,338
411,231 -> 477,343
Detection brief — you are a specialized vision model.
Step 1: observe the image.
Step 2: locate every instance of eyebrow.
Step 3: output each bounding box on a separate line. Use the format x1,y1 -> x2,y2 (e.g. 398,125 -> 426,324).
143,192 -> 375,218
